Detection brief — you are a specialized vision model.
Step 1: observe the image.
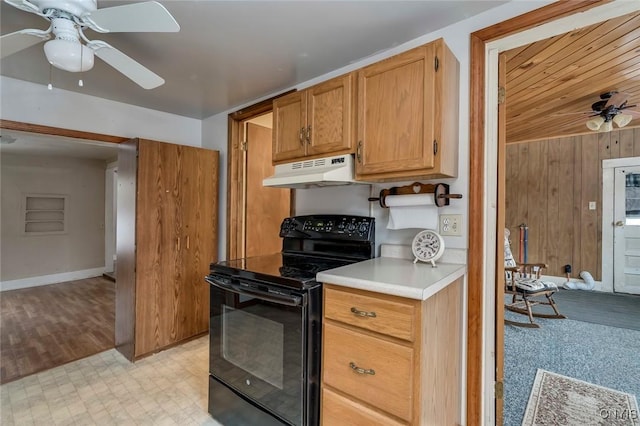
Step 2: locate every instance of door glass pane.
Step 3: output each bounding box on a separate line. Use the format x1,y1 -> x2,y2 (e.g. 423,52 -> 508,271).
222,305 -> 284,389
625,173 -> 640,225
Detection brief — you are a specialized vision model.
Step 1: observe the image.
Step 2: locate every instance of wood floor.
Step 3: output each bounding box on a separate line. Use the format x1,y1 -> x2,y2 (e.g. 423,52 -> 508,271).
0,276 -> 115,384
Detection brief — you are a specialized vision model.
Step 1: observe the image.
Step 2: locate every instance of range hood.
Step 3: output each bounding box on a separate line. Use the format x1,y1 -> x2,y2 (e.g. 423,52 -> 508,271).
263,154 -> 361,189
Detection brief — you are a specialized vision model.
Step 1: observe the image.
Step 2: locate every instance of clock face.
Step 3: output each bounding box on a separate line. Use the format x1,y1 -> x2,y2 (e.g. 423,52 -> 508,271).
412,230 -> 445,262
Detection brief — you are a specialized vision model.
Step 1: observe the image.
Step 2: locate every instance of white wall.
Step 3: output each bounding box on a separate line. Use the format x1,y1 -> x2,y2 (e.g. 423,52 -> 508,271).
1,154 -> 107,283
0,76 -> 202,147
202,0 -> 552,261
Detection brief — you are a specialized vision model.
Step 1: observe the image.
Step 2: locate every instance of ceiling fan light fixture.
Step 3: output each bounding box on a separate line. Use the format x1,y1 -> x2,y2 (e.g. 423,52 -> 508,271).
586,116 -> 604,131
613,113 -> 633,128
44,39 -> 94,73
600,120 -> 613,133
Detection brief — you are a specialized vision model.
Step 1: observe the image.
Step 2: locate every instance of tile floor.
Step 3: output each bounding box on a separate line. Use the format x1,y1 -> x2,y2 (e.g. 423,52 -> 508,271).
0,336 -> 224,425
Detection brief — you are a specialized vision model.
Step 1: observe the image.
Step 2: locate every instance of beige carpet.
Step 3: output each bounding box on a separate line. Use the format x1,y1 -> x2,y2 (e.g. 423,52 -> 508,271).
523,369 -> 639,426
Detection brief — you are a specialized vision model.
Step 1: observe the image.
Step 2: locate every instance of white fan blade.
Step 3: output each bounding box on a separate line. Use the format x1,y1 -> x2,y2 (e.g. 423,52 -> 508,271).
83,1 -> 179,33
88,41 -> 164,89
1,29 -> 50,58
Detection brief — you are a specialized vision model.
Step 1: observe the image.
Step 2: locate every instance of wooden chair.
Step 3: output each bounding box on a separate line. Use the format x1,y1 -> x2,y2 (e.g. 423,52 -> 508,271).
503,229 -> 566,328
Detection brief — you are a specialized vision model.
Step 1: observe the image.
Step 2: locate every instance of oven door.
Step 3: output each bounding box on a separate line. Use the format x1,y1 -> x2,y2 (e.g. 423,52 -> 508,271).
206,273 -> 309,426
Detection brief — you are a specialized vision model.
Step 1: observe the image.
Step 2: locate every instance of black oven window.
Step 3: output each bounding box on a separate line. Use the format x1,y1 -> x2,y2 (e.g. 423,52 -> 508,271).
222,305 -> 285,389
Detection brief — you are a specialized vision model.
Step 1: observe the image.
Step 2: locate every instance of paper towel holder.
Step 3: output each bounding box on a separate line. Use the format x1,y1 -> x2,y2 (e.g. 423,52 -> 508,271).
368,182 -> 462,208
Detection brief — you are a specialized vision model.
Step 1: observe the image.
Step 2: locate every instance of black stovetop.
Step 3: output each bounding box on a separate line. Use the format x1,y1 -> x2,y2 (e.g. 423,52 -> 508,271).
211,252 -> 355,290
209,215 -> 376,290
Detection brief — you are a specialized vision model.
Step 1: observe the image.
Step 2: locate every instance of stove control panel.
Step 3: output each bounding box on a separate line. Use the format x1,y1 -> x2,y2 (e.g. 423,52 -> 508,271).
280,215 -> 375,241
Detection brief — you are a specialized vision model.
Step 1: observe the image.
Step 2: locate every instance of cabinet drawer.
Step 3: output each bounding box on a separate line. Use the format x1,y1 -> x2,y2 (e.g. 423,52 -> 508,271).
323,322 -> 413,421
321,387 -> 405,426
324,286 -> 416,341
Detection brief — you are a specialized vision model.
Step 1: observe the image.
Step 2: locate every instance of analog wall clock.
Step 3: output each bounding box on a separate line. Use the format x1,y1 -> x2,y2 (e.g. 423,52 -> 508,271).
411,229 -> 445,267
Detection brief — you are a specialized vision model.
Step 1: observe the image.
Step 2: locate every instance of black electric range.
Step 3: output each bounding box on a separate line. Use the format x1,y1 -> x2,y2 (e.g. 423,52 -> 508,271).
206,215 -> 375,426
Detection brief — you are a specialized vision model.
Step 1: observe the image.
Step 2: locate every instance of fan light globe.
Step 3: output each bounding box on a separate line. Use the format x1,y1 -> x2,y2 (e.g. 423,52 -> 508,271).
613,113 -> 633,128
586,116 -> 604,131
44,39 -> 94,73
600,120 -> 613,133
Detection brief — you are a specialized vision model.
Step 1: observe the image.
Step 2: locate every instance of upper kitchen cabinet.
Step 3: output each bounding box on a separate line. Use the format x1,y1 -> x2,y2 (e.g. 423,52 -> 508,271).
273,73 -> 355,164
355,38 -> 459,181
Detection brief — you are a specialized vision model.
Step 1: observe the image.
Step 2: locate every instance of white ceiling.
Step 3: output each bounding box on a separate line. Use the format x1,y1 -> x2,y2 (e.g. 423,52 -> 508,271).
0,0 -> 507,119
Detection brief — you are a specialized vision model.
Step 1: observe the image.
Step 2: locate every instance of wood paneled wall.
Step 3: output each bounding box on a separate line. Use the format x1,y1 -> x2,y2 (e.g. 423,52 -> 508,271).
506,127 -> 640,280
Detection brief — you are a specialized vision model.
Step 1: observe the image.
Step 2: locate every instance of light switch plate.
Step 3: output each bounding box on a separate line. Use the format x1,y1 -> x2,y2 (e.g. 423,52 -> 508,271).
589,201 -> 596,210
439,214 -> 462,236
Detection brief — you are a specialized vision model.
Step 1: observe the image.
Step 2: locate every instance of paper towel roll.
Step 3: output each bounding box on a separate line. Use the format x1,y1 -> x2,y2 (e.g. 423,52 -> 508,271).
386,194 -> 439,230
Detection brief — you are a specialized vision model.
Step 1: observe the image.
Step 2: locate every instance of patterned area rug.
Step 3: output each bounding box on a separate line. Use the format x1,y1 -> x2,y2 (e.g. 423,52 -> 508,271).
523,369 -> 639,425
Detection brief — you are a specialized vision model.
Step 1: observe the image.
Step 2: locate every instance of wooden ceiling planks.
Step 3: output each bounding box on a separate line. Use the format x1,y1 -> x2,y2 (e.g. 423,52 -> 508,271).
506,11 -> 640,143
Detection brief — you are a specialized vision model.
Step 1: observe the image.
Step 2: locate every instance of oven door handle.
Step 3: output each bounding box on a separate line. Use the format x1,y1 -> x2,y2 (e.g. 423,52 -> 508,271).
205,276 -> 303,307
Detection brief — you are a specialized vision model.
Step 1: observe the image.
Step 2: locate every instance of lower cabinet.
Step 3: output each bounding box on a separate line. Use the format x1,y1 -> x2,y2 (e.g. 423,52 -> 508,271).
321,280 -> 463,425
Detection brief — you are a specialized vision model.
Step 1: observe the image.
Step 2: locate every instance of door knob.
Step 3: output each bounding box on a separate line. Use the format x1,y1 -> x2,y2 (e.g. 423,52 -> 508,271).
614,221 -> 624,227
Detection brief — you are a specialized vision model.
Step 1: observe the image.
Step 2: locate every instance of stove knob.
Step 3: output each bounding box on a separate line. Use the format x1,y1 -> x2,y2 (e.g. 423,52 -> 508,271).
346,223 -> 356,232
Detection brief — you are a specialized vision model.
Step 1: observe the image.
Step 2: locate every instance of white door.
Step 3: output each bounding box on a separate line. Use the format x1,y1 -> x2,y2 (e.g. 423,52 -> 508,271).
614,166 -> 640,294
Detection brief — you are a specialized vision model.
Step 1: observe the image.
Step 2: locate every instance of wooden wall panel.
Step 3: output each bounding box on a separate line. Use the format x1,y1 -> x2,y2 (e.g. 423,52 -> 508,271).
546,139 -> 561,272
506,127 -> 639,280
557,138 -> 575,276
580,134 -> 599,280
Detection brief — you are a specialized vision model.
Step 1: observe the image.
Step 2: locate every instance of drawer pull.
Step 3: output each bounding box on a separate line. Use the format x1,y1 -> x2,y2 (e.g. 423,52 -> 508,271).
351,307 -> 377,318
349,362 -> 375,376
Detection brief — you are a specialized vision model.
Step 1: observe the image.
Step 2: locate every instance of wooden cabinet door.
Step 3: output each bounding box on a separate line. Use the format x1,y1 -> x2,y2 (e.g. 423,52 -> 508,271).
355,44 -> 436,178
180,146 -> 217,338
135,140 -> 182,356
307,74 -> 354,156
273,91 -> 307,162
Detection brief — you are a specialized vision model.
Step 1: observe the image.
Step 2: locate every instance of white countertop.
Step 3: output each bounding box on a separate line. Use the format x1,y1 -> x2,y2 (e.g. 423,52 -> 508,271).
316,257 -> 466,300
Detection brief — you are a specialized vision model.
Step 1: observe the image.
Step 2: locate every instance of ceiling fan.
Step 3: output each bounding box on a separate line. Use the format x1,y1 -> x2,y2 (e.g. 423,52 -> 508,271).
0,0 -> 179,89
584,91 -> 640,132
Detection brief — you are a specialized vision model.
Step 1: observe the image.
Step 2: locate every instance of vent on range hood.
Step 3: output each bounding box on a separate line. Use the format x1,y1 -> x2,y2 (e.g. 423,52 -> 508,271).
263,154 -> 361,189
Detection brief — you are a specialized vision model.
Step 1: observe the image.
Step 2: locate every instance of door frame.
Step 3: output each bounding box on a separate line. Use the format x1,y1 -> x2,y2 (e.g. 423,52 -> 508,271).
468,1 -> 639,424
226,91 -> 295,261
603,157 -> 640,293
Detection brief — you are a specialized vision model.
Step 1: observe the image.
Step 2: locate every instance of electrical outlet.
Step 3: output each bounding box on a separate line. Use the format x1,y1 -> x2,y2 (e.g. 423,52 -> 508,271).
439,214 -> 462,236
589,201 -> 596,210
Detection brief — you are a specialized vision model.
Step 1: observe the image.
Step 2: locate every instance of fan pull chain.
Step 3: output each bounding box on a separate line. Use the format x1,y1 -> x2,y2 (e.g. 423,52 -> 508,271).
47,64 -> 53,90
78,43 -> 84,87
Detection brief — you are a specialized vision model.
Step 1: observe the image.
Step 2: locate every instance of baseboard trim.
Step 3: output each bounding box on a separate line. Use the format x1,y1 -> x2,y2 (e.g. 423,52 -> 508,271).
0,267 -> 106,292
541,274 -> 605,292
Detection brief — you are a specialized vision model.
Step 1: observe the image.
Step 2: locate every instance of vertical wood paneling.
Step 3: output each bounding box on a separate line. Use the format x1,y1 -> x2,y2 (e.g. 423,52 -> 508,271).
526,141 -> 548,264
506,127 -> 640,281
610,130 -> 621,158
580,134 -> 599,280
505,143 -> 519,244
619,129 -> 634,157
572,138 -> 583,277
597,132 -> 610,280
546,139 -> 561,275
557,138 -> 575,276
514,144 -> 530,261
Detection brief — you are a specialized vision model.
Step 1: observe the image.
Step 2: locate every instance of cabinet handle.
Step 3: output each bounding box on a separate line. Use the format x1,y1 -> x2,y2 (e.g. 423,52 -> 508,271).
349,362 -> 375,376
350,307 -> 376,318
356,141 -> 362,163
306,125 -> 311,145
177,237 -> 180,251
299,127 -> 305,146
186,235 -> 190,249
